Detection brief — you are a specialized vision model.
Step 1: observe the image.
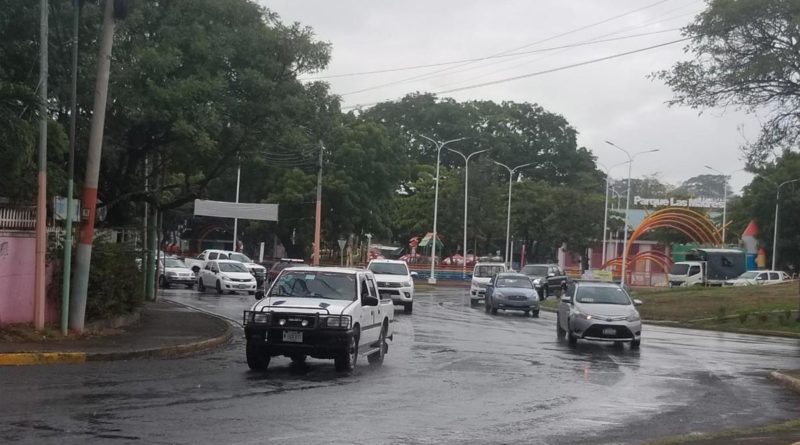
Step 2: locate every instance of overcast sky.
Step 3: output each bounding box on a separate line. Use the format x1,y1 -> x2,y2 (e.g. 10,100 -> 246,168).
264,0 -> 759,194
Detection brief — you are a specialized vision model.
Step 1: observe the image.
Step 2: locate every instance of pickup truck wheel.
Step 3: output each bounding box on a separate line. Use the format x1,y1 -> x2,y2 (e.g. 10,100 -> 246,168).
469,298 -> 477,307
532,310 -> 539,318
290,354 -> 306,363
367,323 -> 387,365
216,280 -> 222,295
198,278 -> 205,292
556,316 -> 566,337
404,302 -> 413,314
335,329 -> 359,372
246,340 -> 270,371
159,275 -> 169,289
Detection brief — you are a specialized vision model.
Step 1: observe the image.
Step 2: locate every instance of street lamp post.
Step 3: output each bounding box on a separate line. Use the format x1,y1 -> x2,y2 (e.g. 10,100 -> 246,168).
494,161 -> 532,269
598,161 -> 628,267
448,148 -> 487,278
232,156 -> 241,251
605,141 -> 659,286
420,135 -> 468,284
772,178 -> 800,270
704,166 -> 743,245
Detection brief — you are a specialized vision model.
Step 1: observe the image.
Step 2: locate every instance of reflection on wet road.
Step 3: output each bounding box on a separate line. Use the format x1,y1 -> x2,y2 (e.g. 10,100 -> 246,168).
1,287 -> 799,444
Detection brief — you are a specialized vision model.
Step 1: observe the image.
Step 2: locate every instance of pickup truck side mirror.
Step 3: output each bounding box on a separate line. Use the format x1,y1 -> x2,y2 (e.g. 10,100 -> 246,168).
254,290 -> 265,300
633,299 -> 642,306
362,295 -> 379,306
410,271 -> 419,278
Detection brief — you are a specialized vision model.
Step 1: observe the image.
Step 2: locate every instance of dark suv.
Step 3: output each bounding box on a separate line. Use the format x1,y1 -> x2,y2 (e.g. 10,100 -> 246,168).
520,263 -> 569,300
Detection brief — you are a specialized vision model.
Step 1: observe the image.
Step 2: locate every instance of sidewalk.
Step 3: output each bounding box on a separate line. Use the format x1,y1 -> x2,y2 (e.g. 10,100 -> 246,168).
0,301 -> 232,365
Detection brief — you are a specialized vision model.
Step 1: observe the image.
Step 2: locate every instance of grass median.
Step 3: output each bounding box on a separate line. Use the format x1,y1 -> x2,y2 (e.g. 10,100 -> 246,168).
542,282 -> 800,336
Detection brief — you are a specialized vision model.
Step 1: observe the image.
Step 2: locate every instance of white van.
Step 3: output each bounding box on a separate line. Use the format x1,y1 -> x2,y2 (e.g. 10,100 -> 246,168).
470,262 -> 507,306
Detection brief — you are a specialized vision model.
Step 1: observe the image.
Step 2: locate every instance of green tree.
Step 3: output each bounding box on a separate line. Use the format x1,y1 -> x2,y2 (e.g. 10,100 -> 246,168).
655,0 -> 800,164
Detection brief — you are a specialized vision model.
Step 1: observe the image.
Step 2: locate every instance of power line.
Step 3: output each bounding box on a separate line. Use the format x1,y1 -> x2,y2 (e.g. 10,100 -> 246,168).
342,37 -> 689,110
304,28 -> 680,81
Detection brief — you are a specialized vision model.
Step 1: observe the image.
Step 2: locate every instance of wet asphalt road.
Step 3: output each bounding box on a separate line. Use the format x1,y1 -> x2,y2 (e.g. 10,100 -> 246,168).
2,286 -> 799,445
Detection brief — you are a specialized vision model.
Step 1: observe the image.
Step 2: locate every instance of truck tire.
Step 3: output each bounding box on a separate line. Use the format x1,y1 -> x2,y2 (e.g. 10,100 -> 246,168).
159,275 -> 169,289
246,340 -> 270,371
335,328 -> 359,372
404,302 -> 413,314
367,323 -> 387,365
470,298 -> 477,307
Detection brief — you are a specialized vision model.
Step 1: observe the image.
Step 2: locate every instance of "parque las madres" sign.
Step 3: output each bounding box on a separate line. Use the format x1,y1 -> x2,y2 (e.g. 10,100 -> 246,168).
633,196 -> 725,209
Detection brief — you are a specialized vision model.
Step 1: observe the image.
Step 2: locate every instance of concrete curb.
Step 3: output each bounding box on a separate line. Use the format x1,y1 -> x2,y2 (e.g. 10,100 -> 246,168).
770,371 -> 800,395
0,315 -> 233,366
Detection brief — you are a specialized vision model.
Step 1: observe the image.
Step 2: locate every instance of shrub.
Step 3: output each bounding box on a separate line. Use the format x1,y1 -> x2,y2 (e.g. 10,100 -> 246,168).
86,242 -> 144,321
738,312 -> 749,324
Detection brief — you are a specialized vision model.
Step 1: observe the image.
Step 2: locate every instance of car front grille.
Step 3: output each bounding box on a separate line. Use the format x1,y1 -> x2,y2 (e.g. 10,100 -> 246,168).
230,278 -> 252,283
269,313 -> 317,329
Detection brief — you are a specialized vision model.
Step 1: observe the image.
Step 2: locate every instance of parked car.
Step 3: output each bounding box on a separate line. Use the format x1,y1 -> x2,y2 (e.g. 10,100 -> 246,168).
243,266 -> 394,372
267,258 -> 306,283
367,259 -> 416,313
484,272 -> 540,317
159,257 -> 196,289
184,249 -> 267,287
725,270 -> 792,286
520,263 -> 568,299
556,281 -> 642,348
197,260 -> 257,295
469,262 -> 507,306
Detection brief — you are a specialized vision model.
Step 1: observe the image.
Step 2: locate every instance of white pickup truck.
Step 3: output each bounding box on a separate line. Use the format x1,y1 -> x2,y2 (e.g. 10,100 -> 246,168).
243,266 -> 393,372
185,249 -> 267,287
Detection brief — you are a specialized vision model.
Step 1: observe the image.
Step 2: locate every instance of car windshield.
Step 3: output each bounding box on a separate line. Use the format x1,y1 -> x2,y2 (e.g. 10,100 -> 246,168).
368,262 -> 408,275
521,265 -> 548,276
219,262 -> 249,273
164,259 -> 186,268
737,271 -> 759,279
496,276 -> 533,289
670,264 -> 690,275
576,285 -> 631,305
229,253 -> 251,263
268,271 -> 356,300
474,265 -> 504,278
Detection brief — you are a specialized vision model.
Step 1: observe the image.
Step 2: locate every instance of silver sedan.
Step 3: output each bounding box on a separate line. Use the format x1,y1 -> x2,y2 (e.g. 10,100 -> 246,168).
484,273 -> 540,317
556,281 -> 642,348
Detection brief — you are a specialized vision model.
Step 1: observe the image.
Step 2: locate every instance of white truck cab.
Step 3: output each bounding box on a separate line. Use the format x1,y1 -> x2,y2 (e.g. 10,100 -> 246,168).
367,259 -> 416,314
470,262 -> 507,306
243,266 -> 394,372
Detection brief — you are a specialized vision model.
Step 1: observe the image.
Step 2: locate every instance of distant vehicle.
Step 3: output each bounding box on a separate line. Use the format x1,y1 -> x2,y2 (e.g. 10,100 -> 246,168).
484,272 -> 540,317
267,258 -> 306,283
243,266 -> 394,372
159,257 -> 195,289
184,249 -> 267,287
367,259 -> 416,313
197,260 -> 257,295
725,270 -> 792,286
668,248 -> 746,287
469,262 -> 507,307
557,281 -> 642,348
519,263 -> 568,300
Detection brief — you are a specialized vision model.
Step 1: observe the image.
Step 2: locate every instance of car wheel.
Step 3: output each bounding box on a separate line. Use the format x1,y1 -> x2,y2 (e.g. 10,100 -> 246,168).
470,298 -> 477,307
290,354 -> 306,364
404,302 -> 413,314
335,328 -> 359,372
484,298 -> 490,313
631,338 -> 641,349
524,310 -> 530,316
216,280 -> 222,295
490,303 -> 498,315
567,321 -> 577,345
198,277 -> 205,292
246,339 -> 270,371
556,316 -> 566,337
367,323 -> 387,365
532,310 -> 539,318
159,275 -> 169,289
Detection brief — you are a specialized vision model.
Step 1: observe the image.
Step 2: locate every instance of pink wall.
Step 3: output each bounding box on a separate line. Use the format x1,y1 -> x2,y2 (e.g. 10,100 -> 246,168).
0,232 -> 58,325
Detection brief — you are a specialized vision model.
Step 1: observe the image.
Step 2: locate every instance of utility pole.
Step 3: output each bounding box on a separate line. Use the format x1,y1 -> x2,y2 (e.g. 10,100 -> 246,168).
313,140 -> 323,266
34,0 -> 49,330
70,0 -> 117,332
61,0 -> 81,335
232,155 -> 241,251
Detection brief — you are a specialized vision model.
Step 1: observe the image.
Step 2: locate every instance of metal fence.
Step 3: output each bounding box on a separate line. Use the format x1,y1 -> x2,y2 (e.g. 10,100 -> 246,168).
0,206 -> 36,230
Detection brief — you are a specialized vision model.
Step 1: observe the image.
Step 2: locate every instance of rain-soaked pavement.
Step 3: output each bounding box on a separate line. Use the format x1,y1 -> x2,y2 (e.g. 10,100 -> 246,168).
2,286 -> 799,444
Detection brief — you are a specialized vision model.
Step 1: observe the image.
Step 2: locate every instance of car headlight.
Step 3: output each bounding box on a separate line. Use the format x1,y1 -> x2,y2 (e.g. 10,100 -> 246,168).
494,292 -> 504,299
321,315 -> 351,329
402,281 -> 412,287
219,274 -> 229,280
627,312 -> 641,322
532,278 -> 541,286
572,309 -> 593,320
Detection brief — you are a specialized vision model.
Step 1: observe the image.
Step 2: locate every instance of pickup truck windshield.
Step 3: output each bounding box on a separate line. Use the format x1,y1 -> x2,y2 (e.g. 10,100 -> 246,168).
368,263 -> 408,275
496,277 -> 533,289
474,265 -> 504,278
269,271 -> 356,300
219,262 -> 249,273
576,286 -> 631,305
520,265 -> 548,276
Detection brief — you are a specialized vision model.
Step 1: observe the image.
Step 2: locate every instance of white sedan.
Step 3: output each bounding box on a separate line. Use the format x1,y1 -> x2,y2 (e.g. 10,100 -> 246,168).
725,270 -> 792,286
198,260 -> 257,295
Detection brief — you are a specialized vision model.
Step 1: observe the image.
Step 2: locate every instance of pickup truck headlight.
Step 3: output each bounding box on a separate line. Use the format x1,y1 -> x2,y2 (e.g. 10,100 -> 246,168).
402,281 -> 412,287
321,315 -> 351,329
244,311 -> 270,325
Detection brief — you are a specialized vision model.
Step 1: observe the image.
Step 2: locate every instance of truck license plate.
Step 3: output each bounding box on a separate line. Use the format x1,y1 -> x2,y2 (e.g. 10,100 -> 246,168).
238,284 -> 247,289
602,328 -> 616,336
283,330 -> 303,343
